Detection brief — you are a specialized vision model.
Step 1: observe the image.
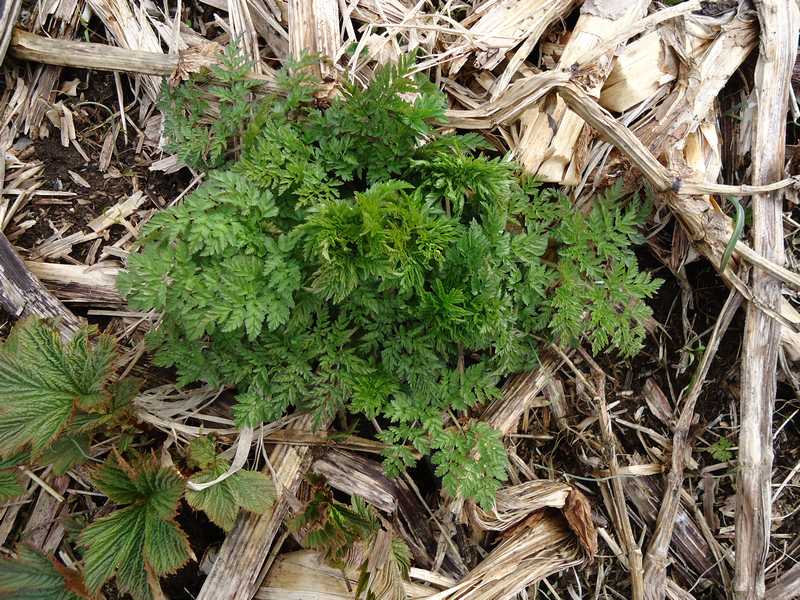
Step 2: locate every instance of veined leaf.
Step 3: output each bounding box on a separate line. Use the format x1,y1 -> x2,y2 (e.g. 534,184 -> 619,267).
37,435 -> 91,476
0,451 -> 29,502
80,455 -> 190,600
0,470 -> 23,502
186,436 -> 216,470
0,320 -> 117,458
0,545 -> 87,600
185,437 -> 275,531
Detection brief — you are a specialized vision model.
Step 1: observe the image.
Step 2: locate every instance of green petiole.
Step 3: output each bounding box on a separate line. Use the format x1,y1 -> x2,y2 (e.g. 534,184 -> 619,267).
720,196 -> 744,273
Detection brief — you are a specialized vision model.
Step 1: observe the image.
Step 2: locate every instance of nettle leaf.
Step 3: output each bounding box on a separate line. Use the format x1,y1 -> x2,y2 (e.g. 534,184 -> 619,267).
0,451 -> 28,502
0,319 -> 116,458
37,434 -> 91,476
0,470 -> 23,502
187,436 -> 216,469
80,455 -> 190,600
185,437 -> 275,531
0,545 -> 87,600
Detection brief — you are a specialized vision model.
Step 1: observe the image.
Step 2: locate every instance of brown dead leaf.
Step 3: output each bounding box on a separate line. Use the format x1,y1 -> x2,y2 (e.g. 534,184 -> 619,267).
563,489 -> 598,558
57,79 -> 81,97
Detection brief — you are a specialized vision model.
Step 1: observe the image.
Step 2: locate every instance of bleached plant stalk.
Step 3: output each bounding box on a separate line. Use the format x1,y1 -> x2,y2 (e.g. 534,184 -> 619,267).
736,3 -> 799,600
517,0 -> 650,184
288,0 -> 340,79
642,289 -> 743,600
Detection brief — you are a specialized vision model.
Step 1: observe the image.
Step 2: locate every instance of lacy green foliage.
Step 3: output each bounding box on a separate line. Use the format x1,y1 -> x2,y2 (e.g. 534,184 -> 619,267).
291,479 -> 410,600
0,545 -> 87,600
121,55 -> 660,508
709,436 -> 734,462
525,181 -> 662,357
184,436 -> 275,531
79,454 -> 190,600
160,44 -> 260,170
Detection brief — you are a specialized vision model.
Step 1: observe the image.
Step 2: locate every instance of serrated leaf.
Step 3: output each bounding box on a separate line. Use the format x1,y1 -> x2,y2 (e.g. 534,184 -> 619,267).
0,545 -> 86,600
185,460 -> 274,531
185,464 -> 239,531
187,436 -> 217,470
227,469 -> 275,514
0,319 -> 116,458
80,455 -> 189,600
36,435 -> 91,476
80,505 -> 147,598
0,470 -> 23,502
142,516 -> 192,574
91,461 -> 141,505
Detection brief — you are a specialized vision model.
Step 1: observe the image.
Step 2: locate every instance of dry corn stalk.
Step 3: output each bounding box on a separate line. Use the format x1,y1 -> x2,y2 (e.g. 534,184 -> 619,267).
479,349 -> 560,434
470,479 -> 571,531
637,9 -> 758,161
428,482 -> 595,600
24,261 -> 122,305
736,2 -> 799,599
256,550 -> 436,599
446,0 -> 577,84
517,0 -> 649,184
599,30 -> 677,112
288,0 -> 340,79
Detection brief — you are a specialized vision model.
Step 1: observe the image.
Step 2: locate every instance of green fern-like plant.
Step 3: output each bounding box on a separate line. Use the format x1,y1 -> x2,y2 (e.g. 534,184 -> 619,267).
79,453 -> 191,600
120,54 -> 661,509
160,43 -> 261,171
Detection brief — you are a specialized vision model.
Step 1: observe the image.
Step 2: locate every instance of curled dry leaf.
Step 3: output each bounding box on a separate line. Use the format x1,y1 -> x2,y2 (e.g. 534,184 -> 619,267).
563,488 -> 598,557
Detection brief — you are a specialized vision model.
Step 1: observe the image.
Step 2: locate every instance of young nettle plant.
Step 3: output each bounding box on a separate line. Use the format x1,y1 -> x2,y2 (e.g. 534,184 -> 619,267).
290,476 -> 411,600
0,319 -> 275,600
119,53 -> 661,508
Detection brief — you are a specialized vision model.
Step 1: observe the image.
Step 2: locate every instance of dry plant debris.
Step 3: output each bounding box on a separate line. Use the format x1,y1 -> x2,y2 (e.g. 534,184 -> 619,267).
0,0 -> 799,600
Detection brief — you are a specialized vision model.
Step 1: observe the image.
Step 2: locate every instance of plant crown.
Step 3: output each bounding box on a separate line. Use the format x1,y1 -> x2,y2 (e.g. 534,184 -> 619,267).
120,53 -> 661,509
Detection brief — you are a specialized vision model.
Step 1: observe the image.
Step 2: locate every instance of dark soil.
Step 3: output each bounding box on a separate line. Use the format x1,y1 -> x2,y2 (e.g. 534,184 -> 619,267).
161,506 -> 225,599
16,70 -> 190,261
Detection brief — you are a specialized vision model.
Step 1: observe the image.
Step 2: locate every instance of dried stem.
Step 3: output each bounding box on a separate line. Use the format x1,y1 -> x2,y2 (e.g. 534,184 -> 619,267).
735,2 -> 799,599
595,370 -> 644,600
643,289 -> 743,600
0,231 -> 81,340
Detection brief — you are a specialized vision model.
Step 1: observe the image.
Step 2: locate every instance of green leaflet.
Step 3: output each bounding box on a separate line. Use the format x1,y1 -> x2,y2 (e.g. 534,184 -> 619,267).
184,437 -> 275,531
0,545 -> 85,600
0,319 -> 117,458
80,455 -> 190,600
